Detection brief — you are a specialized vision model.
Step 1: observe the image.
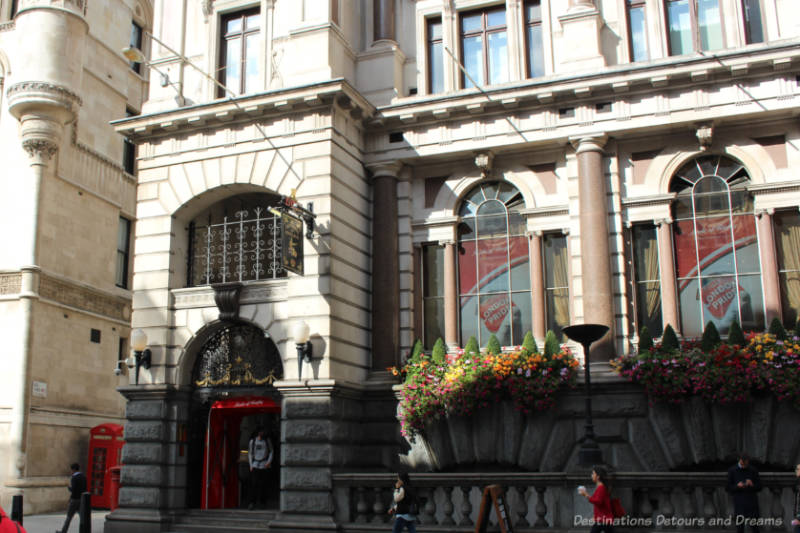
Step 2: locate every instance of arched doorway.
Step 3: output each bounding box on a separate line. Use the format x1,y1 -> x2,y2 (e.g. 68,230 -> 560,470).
185,322 -> 283,510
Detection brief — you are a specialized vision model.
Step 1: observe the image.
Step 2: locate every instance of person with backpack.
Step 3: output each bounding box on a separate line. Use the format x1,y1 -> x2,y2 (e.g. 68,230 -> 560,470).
0,505 -> 27,533
578,465 -> 615,533
247,427 -> 273,510
56,463 -> 87,533
388,472 -> 417,533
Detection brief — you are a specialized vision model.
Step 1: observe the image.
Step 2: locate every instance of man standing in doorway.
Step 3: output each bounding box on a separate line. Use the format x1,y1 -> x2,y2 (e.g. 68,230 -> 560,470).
56,463 -> 86,533
248,427 -> 273,510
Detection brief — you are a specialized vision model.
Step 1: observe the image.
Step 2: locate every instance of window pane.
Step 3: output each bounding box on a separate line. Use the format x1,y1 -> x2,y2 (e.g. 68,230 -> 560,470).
477,238 -> 509,293
430,41 -> 444,94
632,225 -> 659,283
458,240 -> 478,295
628,6 -> 648,61
674,220 -> 699,279
487,30 -> 508,84
462,13 -> 482,33
546,288 -> 569,339
246,13 -> 260,30
667,0 -> 692,55
424,298 -> 445,349
225,37 -> 242,93
527,24 -> 544,77
116,251 -> 127,287
775,210 -> 800,325
678,278 -> 702,337
463,35 -> 484,88
525,1 -> 541,22
543,235 -> 568,289
486,9 -> 505,28
461,295 -> 480,345
508,212 -> 526,236
480,294 -> 511,347
245,33 -> 259,93
511,292 -> 532,346
117,218 -> 130,250
700,275 -> 740,335
429,18 -> 442,40
779,272 -> 800,326
636,281 -> 663,337
742,0 -> 764,44
423,245 -> 445,297
733,216 -> 759,275
477,215 -> 507,238
738,274 -> 764,332
226,17 -> 243,34
698,0 -> 723,51
695,216 -> 734,275
509,236 -> 530,291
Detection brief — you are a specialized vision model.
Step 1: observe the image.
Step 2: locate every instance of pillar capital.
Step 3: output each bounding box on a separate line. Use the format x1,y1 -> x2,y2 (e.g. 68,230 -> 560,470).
570,134 -> 608,154
366,161 -> 403,179
22,139 -> 58,165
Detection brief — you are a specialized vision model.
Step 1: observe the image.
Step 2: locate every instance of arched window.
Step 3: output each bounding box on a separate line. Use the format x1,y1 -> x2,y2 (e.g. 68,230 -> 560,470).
457,181 -> 530,346
671,155 -> 763,337
188,193 -> 287,286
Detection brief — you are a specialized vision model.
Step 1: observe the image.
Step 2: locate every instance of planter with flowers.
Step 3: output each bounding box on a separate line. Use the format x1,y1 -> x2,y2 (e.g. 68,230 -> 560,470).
393,331 -> 580,469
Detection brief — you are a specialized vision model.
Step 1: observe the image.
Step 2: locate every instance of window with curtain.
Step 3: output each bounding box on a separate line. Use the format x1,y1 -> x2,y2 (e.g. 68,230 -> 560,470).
741,0 -> 764,44
130,21 -> 143,74
774,210 -> 800,327
543,233 -> 569,339
422,243 -> 446,349
460,6 -> 508,88
524,0 -> 544,78
631,224 -> 663,336
427,17 -> 444,94
458,182 -> 530,347
218,8 -> 261,97
187,193 -> 287,286
116,217 -> 132,289
666,0 -> 723,56
671,155 -> 763,337
627,0 -> 649,62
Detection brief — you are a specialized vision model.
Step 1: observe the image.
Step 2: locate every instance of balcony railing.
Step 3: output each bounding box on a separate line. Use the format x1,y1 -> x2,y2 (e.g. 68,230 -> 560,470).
333,472 -> 797,532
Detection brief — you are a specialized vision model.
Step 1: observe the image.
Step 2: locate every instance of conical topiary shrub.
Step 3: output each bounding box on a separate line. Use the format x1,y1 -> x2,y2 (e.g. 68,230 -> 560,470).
701,321 -> 721,352
795,319 -> 800,339
431,337 -> 447,364
727,320 -> 746,347
521,331 -> 539,354
661,324 -> 680,352
408,339 -> 423,364
638,326 -> 653,354
486,334 -> 502,355
463,336 -> 480,357
769,317 -> 787,340
543,330 -> 560,357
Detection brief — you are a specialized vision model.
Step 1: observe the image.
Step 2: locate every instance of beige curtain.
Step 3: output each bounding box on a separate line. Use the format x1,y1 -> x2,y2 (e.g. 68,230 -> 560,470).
552,237 -> 570,330
642,230 -> 661,320
777,214 -> 800,317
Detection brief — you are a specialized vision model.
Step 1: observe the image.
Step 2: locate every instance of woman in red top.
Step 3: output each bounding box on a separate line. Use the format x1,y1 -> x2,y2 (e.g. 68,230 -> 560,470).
578,465 -> 614,533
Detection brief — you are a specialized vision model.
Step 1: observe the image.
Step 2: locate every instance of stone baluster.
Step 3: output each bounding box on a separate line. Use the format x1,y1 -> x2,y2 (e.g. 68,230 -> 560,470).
441,486 -> 456,525
535,486 -> 548,527
770,487 -> 784,531
682,486 -> 697,519
354,486 -> 369,523
660,487 -> 675,528
459,485 -> 474,526
372,487 -> 386,523
515,486 -> 530,527
639,488 -> 654,519
423,487 -> 437,525
701,487 -> 717,528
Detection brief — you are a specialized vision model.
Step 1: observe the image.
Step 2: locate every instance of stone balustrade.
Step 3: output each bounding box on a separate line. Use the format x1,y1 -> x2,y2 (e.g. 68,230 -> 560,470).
333,472 -> 797,532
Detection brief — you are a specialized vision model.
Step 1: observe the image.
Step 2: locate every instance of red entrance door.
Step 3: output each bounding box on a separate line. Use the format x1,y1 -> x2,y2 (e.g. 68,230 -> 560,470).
201,396 -> 280,509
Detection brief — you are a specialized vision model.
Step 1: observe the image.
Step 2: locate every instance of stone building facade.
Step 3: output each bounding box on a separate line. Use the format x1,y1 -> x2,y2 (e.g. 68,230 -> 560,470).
111,0 -> 800,531
0,0 -> 150,513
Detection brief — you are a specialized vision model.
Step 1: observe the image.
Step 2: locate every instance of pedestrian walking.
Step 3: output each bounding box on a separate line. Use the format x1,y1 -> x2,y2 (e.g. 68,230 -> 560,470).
791,463 -> 800,533
388,472 -> 418,533
726,452 -> 762,533
248,427 -> 273,510
0,505 -> 27,533
578,465 -> 614,533
56,463 -> 86,533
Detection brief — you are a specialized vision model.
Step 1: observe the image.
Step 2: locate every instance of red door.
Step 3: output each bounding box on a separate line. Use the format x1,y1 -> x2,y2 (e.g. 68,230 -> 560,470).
201,396 -> 280,509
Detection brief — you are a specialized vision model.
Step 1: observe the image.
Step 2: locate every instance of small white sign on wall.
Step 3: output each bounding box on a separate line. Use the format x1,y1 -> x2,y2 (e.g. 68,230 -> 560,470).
32,381 -> 47,398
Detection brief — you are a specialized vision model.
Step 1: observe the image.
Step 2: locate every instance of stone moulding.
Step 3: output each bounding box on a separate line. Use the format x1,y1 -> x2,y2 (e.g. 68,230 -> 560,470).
17,0 -> 87,16
6,81 -> 83,108
38,274 -> 131,321
0,272 -> 23,295
172,281 -> 288,310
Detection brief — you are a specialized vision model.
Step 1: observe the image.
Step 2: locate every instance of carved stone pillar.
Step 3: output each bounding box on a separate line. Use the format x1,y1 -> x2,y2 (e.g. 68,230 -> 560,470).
528,231 -> 546,340
572,135 -> 614,361
373,0 -> 395,42
442,240 -> 459,349
369,162 -> 401,369
657,219 -> 680,334
756,209 -> 782,324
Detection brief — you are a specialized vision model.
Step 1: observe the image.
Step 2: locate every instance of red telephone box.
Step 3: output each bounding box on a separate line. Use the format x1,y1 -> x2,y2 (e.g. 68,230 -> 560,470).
201,396 -> 279,509
87,423 -> 125,508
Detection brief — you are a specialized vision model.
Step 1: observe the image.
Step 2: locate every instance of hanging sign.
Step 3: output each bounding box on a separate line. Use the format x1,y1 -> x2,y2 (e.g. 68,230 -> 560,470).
281,212 -> 304,275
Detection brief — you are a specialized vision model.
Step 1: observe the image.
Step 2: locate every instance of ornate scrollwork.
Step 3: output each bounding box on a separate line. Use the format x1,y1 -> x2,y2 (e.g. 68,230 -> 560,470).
22,139 -> 58,160
192,323 -> 283,388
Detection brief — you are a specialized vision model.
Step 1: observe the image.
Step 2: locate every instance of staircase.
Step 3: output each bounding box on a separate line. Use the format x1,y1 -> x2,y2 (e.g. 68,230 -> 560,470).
166,509 -> 277,532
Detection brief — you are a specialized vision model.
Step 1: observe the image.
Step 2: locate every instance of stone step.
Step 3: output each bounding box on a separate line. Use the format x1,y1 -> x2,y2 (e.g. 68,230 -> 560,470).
168,509 -> 277,532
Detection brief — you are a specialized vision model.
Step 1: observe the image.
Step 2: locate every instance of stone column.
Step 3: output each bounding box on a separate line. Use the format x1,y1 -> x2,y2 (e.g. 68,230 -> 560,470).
369,162 -> 401,369
657,219 -> 680,334
373,0 -> 395,42
442,240 -> 459,349
528,231 -> 546,341
572,135 -> 614,361
756,209 -> 782,324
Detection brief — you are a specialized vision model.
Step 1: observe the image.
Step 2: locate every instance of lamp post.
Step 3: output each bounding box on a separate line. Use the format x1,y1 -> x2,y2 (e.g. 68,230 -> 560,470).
292,320 -> 313,380
562,323 -> 609,467
129,328 -> 151,385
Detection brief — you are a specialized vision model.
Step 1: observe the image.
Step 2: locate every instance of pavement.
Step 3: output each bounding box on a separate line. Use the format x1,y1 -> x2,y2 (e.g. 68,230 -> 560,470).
14,510 -> 108,533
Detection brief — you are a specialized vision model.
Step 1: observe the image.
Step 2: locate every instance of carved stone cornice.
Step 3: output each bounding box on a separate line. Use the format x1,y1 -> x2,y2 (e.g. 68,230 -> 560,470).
6,81 -> 83,110
17,0 -> 87,17
0,273 -> 22,296
22,139 -> 58,161
38,274 -> 131,322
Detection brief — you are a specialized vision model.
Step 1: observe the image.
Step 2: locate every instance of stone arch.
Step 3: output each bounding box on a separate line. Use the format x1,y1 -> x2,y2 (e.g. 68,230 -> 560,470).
439,172 -> 537,217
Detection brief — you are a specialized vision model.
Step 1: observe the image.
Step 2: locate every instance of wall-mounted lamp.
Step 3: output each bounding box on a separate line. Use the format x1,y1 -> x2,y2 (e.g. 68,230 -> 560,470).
128,328 -> 152,385
292,320 -> 313,379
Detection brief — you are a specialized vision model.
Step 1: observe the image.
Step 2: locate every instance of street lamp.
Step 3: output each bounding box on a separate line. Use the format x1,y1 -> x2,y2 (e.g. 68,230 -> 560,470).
292,320 -> 313,380
129,328 -> 151,385
562,323 -> 609,467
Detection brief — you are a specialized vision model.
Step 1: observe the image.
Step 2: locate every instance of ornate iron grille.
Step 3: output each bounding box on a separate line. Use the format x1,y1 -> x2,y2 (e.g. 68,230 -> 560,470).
188,207 -> 286,286
192,324 -> 283,388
